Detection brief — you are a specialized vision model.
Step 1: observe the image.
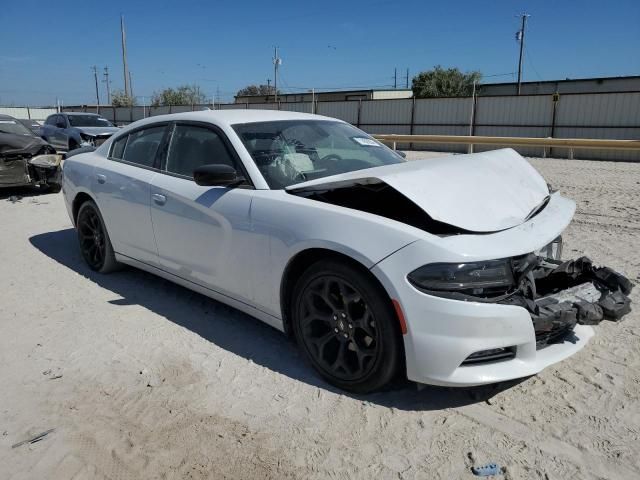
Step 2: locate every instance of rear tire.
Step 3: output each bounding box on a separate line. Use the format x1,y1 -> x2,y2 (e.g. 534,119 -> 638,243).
47,182 -> 62,193
291,259 -> 402,393
76,200 -> 121,273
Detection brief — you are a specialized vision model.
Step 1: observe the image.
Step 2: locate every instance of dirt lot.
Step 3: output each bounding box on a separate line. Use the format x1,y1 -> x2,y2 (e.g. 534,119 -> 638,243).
1,155 -> 639,479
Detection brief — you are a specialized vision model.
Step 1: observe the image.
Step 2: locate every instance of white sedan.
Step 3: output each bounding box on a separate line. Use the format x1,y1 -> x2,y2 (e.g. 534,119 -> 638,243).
62,110 -> 632,393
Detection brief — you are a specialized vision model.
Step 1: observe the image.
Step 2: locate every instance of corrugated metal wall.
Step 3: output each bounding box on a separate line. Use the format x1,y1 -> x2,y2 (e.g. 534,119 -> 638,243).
7,91 -> 638,160
0,107 -> 57,122
315,101 -> 359,124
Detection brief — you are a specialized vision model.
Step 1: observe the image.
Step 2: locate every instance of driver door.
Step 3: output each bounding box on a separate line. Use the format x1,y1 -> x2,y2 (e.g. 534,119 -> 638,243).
149,122 -> 257,304
48,115 -> 68,151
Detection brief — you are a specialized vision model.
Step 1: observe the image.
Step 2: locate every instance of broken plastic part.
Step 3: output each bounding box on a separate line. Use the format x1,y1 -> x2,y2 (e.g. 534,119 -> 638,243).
505,256 -> 633,347
599,290 -> 632,320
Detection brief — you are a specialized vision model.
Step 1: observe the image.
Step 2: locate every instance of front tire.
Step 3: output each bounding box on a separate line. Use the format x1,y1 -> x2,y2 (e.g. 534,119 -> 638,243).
292,259 -> 403,393
76,200 -> 120,273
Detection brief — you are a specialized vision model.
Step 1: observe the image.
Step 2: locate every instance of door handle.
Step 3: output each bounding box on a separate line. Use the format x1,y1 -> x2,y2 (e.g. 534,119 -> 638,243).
96,174 -> 106,184
152,193 -> 167,206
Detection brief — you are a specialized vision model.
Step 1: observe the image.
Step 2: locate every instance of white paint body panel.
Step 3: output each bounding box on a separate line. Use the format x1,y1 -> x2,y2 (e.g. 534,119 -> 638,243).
62,110 -> 589,387
288,148 -> 550,232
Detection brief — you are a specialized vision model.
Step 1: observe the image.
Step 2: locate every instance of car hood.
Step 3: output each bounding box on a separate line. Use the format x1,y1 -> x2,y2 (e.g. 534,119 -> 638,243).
75,126 -> 119,136
0,132 -> 50,156
286,148 -> 550,233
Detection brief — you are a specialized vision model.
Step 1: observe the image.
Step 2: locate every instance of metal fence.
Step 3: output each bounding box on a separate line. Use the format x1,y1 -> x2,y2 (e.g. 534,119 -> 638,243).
0,107 -> 57,122
3,90 -> 639,160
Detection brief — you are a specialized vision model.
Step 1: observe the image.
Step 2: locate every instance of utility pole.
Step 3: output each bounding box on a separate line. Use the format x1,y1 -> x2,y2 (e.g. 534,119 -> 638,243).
394,68 -> 397,89
128,70 -> 134,99
516,13 -> 530,95
273,47 -> 281,103
92,66 -> 100,108
121,14 -> 131,98
267,78 -> 271,103
103,67 -> 111,104
405,68 -> 409,89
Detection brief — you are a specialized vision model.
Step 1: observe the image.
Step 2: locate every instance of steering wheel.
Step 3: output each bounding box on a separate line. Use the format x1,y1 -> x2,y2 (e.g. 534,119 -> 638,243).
319,154 -> 343,162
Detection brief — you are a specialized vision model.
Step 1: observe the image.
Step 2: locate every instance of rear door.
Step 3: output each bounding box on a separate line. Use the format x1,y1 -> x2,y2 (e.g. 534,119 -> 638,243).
93,124 -> 170,266
149,122 -> 256,303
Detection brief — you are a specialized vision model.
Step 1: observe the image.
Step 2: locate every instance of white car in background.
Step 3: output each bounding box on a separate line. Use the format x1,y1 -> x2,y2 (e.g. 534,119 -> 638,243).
61,110 -> 632,393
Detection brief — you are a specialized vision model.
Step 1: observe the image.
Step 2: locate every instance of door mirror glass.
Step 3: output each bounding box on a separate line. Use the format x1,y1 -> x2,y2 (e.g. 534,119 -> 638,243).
193,164 -> 243,186
56,120 -> 66,128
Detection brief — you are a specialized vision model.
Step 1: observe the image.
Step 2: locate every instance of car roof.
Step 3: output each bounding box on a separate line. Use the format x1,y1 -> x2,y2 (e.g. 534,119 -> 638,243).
0,114 -> 18,121
126,109 -> 341,129
63,112 -> 101,116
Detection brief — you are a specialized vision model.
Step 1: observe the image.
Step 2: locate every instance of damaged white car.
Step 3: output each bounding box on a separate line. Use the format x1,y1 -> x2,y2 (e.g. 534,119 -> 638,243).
62,111 -> 633,393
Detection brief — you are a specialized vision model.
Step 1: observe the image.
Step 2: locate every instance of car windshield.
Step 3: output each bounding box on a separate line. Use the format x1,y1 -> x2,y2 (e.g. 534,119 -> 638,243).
233,120 -> 404,189
0,118 -> 35,136
67,115 -> 113,127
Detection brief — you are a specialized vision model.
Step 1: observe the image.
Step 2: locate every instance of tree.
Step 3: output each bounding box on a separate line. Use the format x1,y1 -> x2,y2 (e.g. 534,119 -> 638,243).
151,84 -> 206,106
411,66 -> 482,98
111,89 -> 136,107
236,84 -> 278,98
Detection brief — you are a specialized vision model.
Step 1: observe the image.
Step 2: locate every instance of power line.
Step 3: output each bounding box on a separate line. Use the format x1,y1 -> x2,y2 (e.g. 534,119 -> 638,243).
524,46 -> 544,81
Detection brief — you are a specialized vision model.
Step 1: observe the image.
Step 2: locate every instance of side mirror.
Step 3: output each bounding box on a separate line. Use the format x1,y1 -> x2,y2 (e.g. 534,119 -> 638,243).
193,164 -> 244,187
56,121 -> 66,129
396,151 -> 407,159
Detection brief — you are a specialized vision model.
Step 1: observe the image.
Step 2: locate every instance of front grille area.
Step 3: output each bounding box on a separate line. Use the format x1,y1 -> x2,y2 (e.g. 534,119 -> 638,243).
535,323 -> 575,348
461,347 -> 516,366
532,301 -> 578,349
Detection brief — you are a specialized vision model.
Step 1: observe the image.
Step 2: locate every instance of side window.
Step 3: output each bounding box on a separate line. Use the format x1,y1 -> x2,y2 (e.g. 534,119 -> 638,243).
110,135 -> 128,159
121,125 -> 167,168
45,115 -> 57,126
165,125 -> 237,178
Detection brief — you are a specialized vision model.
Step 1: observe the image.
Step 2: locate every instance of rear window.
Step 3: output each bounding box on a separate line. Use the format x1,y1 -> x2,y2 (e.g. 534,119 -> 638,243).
67,115 -> 113,127
120,126 -> 167,168
110,135 -> 128,159
0,118 -> 34,136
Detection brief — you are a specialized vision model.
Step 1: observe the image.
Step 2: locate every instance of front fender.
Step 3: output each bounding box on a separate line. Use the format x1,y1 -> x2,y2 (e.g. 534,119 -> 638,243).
68,128 -> 83,143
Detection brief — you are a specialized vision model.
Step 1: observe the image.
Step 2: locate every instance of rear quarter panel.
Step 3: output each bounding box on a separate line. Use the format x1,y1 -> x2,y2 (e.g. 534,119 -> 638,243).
62,152 -> 98,224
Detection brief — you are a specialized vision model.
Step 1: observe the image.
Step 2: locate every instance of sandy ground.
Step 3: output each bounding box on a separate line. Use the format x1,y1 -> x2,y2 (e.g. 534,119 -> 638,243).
1,155 -> 639,480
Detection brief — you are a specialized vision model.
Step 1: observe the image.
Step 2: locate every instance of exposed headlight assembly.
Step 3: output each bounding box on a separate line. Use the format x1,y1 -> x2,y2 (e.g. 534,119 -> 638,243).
80,133 -> 95,146
28,154 -> 63,168
408,259 -> 515,297
535,235 -> 563,261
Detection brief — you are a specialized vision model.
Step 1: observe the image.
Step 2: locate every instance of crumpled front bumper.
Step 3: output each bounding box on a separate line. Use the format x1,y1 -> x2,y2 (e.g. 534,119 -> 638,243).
371,193 -> 631,387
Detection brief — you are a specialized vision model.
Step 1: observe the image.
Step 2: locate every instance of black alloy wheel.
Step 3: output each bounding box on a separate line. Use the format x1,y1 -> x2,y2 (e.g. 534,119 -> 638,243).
76,201 -> 120,273
293,260 -> 402,393
78,205 -> 106,270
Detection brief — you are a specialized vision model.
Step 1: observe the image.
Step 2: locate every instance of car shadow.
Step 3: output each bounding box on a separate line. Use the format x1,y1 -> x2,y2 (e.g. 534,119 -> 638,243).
29,227 -> 526,411
0,186 -> 58,201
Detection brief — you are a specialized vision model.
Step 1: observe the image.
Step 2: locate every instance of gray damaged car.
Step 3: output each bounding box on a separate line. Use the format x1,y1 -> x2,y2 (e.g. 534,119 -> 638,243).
40,112 -> 119,152
0,114 -> 62,192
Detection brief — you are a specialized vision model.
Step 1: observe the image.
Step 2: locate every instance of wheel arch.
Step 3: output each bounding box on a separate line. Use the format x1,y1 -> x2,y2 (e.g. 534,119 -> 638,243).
279,248 -> 396,337
72,191 -> 96,226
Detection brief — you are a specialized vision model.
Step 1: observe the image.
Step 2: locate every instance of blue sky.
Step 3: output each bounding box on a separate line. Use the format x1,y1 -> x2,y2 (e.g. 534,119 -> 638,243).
1,0 -> 638,106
